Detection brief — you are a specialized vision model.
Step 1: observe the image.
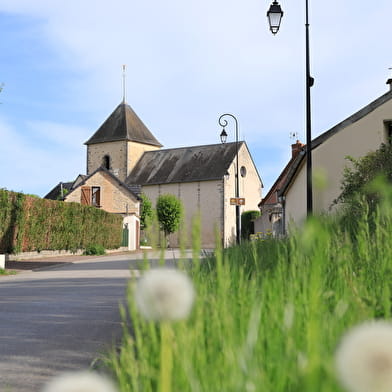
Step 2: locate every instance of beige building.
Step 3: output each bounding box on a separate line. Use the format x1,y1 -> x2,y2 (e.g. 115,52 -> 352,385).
45,167 -> 141,250
64,168 -> 139,215
46,101 -> 263,248
277,82 -> 392,231
254,140 -> 304,237
127,142 -> 262,247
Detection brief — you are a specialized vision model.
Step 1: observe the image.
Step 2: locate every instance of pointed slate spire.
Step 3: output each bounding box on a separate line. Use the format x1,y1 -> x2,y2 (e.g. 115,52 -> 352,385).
85,102 -> 162,147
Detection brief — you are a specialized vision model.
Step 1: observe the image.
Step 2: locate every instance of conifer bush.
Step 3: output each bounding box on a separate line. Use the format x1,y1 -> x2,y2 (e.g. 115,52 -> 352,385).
0,189 -> 123,253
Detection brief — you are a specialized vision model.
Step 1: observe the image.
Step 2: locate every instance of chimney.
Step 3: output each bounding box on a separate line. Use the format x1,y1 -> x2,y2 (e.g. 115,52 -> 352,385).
291,140 -> 304,158
387,78 -> 392,91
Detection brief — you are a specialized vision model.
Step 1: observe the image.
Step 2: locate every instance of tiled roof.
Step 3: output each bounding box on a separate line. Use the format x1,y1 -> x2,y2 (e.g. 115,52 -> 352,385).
278,88 -> 392,197
85,102 -> 162,147
44,181 -> 74,200
126,142 -> 245,186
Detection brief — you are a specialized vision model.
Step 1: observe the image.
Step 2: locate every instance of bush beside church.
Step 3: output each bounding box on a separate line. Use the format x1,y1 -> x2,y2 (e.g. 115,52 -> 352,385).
0,189 -> 123,254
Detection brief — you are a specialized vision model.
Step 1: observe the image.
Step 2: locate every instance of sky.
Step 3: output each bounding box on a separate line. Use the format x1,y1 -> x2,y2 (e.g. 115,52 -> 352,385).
0,0 -> 391,198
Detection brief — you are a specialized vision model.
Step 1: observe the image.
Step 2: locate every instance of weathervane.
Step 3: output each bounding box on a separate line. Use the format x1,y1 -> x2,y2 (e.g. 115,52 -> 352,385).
122,64 -> 127,103
290,132 -> 298,140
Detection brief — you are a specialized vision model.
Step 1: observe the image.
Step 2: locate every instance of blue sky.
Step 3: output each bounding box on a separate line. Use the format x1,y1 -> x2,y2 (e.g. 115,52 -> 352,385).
0,0 -> 391,198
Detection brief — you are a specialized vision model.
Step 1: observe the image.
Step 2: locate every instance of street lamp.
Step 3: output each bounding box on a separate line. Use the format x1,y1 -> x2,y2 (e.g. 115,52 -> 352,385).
267,0 -> 313,217
220,128 -> 228,144
267,1 -> 284,34
218,113 -> 241,245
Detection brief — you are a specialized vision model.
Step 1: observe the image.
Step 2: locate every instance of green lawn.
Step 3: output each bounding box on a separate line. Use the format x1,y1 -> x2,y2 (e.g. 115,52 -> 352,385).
105,206 -> 391,392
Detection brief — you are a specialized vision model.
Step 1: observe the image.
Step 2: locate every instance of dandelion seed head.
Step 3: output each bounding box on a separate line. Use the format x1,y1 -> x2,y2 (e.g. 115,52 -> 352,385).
334,300 -> 349,319
42,371 -> 118,392
135,268 -> 195,321
283,303 -> 295,330
335,320 -> 392,392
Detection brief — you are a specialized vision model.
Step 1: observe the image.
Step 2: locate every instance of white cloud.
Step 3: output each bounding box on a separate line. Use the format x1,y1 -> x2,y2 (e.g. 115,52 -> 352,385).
0,0 -> 391,197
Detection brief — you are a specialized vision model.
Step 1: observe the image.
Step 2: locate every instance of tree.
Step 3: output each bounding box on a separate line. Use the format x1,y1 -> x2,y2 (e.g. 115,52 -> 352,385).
140,193 -> 154,230
241,210 -> 260,240
335,142 -> 392,214
156,194 -> 183,240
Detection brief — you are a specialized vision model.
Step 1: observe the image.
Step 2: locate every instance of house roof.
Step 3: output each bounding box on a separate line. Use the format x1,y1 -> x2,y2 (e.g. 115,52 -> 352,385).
126,142 -> 254,186
67,167 -> 141,201
44,181 -> 74,200
259,145 -> 304,207
278,88 -> 392,197
45,168 -> 140,202
84,102 -> 162,147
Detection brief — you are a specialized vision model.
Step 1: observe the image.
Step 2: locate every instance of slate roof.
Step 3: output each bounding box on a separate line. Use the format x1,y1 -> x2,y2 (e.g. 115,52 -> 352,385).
44,181 -> 74,200
85,102 -> 162,147
278,88 -> 392,196
126,142 -> 246,186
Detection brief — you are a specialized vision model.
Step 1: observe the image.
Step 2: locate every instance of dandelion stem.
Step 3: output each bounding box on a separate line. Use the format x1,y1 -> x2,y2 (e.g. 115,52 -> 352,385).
160,322 -> 173,392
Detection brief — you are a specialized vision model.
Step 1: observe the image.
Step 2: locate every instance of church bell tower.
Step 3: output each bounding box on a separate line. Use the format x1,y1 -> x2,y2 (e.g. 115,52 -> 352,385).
84,102 -> 162,182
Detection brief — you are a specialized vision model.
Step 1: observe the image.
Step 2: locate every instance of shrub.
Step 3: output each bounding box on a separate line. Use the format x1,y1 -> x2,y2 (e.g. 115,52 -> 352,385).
140,193 -> 154,230
241,210 -> 260,240
0,189 -> 123,253
335,142 -> 392,214
83,244 -> 106,255
156,194 -> 183,237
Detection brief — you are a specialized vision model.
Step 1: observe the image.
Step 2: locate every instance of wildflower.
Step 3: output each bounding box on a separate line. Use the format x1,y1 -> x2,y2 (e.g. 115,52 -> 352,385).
135,268 -> 195,321
283,303 -> 295,330
335,320 -> 392,392
297,351 -> 308,372
334,300 -> 349,319
42,371 -> 118,392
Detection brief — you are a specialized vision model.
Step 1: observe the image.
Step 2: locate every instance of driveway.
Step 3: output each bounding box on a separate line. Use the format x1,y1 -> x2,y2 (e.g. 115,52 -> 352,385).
0,249 -> 188,392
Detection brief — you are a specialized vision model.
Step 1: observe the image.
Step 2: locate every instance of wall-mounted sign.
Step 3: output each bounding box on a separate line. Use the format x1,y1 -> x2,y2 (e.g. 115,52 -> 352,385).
230,197 -> 245,206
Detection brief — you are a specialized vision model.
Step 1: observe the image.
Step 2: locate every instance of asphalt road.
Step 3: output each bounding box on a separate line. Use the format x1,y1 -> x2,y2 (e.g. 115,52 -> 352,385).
0,249 -> 185,392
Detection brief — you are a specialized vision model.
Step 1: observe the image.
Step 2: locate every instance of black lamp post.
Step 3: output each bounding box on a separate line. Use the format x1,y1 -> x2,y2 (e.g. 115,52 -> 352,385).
267,0 -> 313,217
219,113 -> 241,245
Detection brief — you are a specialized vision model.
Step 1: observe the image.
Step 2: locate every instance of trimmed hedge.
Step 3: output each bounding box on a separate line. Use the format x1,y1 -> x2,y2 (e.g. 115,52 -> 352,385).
0,189 -> 123,254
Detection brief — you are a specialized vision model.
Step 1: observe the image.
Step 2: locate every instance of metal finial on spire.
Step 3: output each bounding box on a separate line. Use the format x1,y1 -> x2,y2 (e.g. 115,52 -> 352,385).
122,64 -> 126,103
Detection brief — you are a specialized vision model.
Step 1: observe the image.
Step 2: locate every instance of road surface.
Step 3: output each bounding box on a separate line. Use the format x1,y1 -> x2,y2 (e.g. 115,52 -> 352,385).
0,249 -> 187,392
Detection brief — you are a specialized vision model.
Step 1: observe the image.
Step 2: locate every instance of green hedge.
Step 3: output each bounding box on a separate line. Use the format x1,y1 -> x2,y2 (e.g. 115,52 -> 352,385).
241,210 -> 260,240
0,189 -> 123,254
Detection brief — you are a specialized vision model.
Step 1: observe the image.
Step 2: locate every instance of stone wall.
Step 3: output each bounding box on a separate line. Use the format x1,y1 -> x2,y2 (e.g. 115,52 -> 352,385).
87,141 -> 128,181
87,140 -> 161,182
65,171 -> 139,215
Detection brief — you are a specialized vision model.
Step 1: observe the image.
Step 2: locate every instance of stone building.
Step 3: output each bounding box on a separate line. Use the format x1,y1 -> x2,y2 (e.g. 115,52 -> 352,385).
46,101 -> 263,248
126,141 -> 262,247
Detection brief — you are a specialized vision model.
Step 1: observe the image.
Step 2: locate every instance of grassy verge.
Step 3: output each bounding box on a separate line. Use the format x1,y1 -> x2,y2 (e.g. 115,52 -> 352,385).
105,206 -> 391,391
0,268 -> 16,276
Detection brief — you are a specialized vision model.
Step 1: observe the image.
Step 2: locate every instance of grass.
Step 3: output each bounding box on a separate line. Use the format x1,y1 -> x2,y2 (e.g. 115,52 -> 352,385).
0,268 -> 16,276
104,202 -> 392,391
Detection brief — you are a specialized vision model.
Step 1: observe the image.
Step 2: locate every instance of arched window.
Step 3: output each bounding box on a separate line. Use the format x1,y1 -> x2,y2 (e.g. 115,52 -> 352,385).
102,155 -> 110,170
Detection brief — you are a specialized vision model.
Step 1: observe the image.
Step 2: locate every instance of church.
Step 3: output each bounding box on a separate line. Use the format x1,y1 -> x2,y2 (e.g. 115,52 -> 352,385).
46,101 -> 263,248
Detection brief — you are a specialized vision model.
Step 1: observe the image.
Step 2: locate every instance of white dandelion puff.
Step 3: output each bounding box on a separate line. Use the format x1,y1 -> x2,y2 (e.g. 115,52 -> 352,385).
135,268 -> 195,321
283,303 -> 295,330
335,320 -> 392,392
334,300 -> 349,319
42,371 -> 118,392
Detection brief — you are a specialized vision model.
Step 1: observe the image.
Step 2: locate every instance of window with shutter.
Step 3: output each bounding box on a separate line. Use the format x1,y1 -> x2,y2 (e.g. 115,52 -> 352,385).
92,186 -> 101,207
